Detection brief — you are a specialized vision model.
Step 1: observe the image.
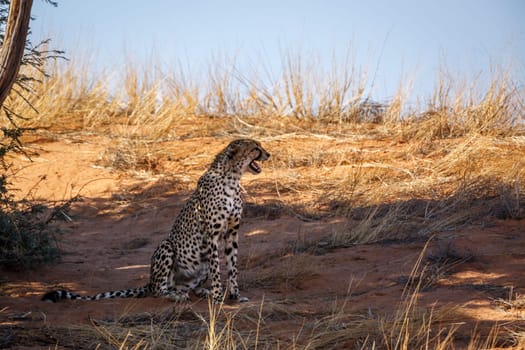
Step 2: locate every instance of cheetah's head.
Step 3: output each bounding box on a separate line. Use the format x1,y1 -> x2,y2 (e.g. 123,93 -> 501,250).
227,139 -> 270,175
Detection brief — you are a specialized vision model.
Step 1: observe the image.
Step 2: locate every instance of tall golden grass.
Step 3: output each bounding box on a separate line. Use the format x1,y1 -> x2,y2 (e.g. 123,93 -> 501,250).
6,53 -> 523,138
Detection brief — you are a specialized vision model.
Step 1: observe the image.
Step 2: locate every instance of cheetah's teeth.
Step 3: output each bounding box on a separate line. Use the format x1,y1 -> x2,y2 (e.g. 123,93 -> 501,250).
249,160 -> 261,173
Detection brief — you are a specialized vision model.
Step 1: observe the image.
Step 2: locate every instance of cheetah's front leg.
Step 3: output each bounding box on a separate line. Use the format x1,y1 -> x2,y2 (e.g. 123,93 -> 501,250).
225,218 -> 248,302
208,236 -> 224,303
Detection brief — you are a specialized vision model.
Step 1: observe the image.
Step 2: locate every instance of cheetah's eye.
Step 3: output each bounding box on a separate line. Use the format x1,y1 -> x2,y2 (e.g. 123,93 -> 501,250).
254,148 -> 263,161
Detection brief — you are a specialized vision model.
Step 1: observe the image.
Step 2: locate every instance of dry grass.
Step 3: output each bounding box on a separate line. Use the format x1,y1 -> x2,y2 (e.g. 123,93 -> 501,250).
6,52 -> 523,138
241,253 -> 320,290
324,133 -> 524,246
97,138 -> 164,174
492,287 -> 525,320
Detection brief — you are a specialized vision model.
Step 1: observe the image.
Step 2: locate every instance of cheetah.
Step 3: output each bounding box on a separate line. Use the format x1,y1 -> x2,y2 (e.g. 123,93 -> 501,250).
42,139 -> 270,304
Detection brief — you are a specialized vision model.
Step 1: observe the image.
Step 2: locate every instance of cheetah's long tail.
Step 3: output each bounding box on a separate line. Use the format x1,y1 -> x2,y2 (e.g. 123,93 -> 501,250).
41,285 -> 152,302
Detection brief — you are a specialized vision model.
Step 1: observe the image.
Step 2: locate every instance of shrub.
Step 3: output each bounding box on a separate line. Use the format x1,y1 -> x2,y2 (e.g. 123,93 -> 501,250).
0,0 -> 65,270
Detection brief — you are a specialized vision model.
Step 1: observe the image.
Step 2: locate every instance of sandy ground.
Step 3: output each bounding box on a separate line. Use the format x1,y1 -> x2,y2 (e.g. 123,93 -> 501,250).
1,136 -> 524,349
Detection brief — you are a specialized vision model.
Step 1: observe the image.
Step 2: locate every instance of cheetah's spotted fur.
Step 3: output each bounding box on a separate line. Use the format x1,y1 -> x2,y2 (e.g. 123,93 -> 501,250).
42,139 -> 270,304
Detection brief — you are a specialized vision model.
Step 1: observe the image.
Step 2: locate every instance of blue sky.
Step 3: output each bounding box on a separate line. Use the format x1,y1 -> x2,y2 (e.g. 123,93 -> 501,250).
30,0 -> 524,103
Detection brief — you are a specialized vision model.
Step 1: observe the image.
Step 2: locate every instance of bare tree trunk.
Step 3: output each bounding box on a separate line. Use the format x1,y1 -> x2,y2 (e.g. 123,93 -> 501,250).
0,0 -> 33,107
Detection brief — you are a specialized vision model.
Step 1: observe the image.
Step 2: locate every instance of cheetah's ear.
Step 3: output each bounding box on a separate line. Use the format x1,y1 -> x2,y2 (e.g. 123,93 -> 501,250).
225,141 -> 241,159
225,147 -> 235,159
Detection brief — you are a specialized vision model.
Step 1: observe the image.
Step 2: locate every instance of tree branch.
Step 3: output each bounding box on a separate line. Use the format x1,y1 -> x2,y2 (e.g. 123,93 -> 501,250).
0,0 -> 33,108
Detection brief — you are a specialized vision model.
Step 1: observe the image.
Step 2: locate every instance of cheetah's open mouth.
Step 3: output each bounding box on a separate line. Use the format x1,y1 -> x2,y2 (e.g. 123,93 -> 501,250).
249,160 -> 262,173
249,150 -> 263,173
